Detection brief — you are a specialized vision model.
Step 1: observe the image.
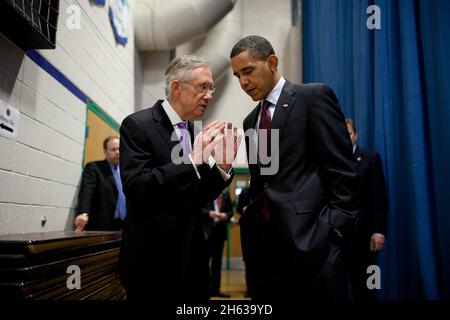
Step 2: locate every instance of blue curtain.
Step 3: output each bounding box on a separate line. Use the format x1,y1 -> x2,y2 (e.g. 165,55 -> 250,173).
302,0 -> 450,299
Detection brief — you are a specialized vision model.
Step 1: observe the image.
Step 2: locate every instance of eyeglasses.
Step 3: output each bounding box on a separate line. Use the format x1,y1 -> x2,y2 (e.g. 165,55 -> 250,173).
181,81 -> 216,96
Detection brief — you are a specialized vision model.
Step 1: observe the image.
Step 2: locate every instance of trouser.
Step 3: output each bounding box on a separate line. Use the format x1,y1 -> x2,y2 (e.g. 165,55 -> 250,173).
247,215 -> 347,301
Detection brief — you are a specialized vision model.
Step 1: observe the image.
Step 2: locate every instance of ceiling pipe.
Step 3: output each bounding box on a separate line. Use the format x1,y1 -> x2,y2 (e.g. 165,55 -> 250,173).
133,0 -> 236,51
192,0 -> 243,81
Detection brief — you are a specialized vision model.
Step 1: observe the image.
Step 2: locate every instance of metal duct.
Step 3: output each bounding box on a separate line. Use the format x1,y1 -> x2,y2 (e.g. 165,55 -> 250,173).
193,0 -> 242,81
133,0 -> 236,51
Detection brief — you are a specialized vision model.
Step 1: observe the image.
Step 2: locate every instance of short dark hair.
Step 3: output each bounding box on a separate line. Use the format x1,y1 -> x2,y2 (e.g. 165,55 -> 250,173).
345,119 -> 357,133
103,136 -> 119,150
230,35 -> 275,60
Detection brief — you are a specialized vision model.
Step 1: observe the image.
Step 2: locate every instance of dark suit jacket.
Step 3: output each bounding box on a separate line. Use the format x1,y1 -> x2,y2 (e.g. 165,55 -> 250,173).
236,187 -> 251,215
201,191 -> 233,241
118,100 -> 232,298
241,81 -> 359,266
347,146 -> 387,249
77,160 -> 119,231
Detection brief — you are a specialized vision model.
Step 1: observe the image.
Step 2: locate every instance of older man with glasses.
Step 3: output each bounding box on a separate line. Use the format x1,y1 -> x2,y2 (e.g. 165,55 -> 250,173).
118,55 -> 241,303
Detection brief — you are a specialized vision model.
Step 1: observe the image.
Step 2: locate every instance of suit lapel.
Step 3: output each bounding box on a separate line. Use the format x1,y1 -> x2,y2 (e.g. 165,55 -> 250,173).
188,121 -> 195,147
248,103 -> 261,131
244,104 -> 261,170
101,160 -> 118,192
256,81 -> 296,168
354,146 -> 365,170
271,81 -> 296,136
152,101 -> 179,151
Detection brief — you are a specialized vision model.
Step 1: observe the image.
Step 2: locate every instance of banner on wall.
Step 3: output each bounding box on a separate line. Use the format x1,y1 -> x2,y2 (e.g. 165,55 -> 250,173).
109,0 -> 130,45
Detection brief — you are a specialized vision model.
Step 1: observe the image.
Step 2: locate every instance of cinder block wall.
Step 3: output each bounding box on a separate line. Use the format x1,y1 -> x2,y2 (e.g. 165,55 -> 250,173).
0,0 -> 135,234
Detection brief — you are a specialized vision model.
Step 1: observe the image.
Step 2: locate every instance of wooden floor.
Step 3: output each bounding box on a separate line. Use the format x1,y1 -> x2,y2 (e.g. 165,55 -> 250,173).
210,270 -> 250,300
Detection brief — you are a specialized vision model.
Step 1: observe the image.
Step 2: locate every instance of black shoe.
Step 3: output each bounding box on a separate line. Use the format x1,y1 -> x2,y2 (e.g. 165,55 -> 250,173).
211,291 -> 231,298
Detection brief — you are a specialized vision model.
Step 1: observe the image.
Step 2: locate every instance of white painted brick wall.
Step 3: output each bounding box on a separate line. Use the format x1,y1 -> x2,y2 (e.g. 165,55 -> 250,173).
9,173 -> 41,205
0,72 -> 22,110
0,203 -> 10,234
0,0 -> 135,234
0,170 -> 13,203
6,205 -> 25,235
12,143 -> 31,176
6,204 -> 69,234
0,138 -> 14,171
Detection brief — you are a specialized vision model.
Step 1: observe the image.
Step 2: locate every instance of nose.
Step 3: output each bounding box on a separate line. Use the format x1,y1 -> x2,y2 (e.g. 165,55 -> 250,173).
240,76 -> 250,88
204,91 -> 213,101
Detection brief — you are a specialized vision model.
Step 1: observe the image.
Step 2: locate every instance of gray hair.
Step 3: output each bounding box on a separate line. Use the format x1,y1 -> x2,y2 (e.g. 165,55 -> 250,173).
165,55 -> 210,98
230,35 -> 275,60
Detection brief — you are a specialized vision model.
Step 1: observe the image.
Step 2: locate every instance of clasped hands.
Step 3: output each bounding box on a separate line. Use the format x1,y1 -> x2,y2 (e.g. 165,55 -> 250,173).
191,120 -> 242,171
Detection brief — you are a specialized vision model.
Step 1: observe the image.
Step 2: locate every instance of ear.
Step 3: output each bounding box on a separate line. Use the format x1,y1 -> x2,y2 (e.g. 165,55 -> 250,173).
267,55 -> 278,71
172,80 -> 182,97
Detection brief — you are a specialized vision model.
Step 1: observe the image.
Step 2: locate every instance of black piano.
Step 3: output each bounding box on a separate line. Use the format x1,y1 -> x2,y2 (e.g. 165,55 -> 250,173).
0,231 -> 126,300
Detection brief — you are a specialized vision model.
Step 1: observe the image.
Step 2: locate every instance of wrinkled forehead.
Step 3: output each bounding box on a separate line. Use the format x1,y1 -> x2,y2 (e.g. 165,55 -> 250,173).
189,66 -> 213,84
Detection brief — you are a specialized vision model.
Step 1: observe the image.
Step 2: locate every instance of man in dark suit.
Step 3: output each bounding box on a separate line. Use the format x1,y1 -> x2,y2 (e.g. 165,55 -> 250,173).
74,136 -> 126,232
202,191 -> 233,298
343,119 -> 388,300
119,55 -> 240,302
236,186 -> 251,217
229,35 -> 359,300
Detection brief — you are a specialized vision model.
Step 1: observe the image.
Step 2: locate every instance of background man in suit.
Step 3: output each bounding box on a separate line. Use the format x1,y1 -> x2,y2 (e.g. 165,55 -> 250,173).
119,55 -> 240,302
344,119 -> 388,300
202,190 -> 233,298
74,136 -> 126,232
236,186 -> 251,217
230,35 -> 359,300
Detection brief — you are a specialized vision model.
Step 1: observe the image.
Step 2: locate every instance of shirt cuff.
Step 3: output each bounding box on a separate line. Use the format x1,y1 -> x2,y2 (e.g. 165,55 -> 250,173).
210,156 -> 232,181
208,155 -> 216,169
188,154 -> 201,179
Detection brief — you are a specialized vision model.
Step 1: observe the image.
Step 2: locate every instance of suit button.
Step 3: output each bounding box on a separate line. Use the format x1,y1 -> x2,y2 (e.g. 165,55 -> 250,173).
263,182 -> 269,188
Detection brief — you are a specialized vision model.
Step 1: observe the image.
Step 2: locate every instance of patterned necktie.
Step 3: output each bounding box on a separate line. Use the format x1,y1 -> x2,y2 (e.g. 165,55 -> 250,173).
258,100 -> 272,161
258,100 -> 272,222
112,166 -> 126,220
177,121 -> 191,156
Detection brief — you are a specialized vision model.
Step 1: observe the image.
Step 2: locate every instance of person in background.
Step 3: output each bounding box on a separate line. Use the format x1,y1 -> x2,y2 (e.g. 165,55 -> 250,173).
202,190 -> 233,298
236,186 -> 251,217
344,118 -> 388,300
230,35 -> 359,300
74,136 -> 126,232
